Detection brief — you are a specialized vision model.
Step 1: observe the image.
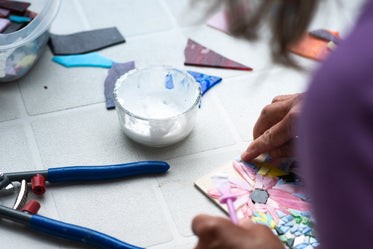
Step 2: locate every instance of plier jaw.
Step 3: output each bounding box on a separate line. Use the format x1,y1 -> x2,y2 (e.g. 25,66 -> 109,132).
0,170 -> 48,191
0,170 -> 48,211
0,172 -> 10,190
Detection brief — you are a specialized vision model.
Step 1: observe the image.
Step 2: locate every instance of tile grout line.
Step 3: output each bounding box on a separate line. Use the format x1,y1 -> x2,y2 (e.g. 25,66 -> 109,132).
142,1 -> 202,248
158,0 -> 182,31
16,82 -> 67,235
14,82 -> 45,170
12,82 -> 66,246
149,177 -> 189,248
72,0 -> 92,30
210,91 -> 248,149
0,101 -> 107,126
13,81 -> 97,237
147,1 -> 198,247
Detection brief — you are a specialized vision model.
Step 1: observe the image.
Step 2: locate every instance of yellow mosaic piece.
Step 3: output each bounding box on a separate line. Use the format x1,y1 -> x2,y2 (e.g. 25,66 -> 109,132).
258,165 -> 270,175
257,162 -> 287,178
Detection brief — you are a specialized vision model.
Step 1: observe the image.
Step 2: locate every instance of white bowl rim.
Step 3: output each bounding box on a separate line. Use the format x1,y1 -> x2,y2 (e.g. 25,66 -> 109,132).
113,65 -> 202,122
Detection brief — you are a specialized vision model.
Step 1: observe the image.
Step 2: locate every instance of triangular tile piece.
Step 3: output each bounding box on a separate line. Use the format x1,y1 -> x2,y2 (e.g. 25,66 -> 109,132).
0,18 -> 10,32
187,70 -> 222,95
104,61 -> 135,109
52,52 -> 114,68
207,3 -> 250,35
184,39 -> 253,71
207,10 -> 230,34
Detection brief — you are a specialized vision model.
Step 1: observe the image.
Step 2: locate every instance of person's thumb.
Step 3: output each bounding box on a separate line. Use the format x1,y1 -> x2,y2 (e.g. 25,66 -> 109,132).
239,217 -> 255,230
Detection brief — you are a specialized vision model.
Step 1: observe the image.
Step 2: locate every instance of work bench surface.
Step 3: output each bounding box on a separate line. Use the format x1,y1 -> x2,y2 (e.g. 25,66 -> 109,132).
0,0 -> 363,248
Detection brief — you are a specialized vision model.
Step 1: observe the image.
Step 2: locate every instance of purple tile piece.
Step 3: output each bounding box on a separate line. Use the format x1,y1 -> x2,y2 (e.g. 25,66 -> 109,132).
0,8 -> 10,18
309,29 -> 342,45
104,61 -> 135,109
5,63 -> 16,76
0,18 -> 10,32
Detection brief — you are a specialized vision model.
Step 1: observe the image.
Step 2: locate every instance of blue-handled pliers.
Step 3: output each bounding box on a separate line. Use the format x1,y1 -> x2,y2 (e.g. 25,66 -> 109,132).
0,161 -> 170,249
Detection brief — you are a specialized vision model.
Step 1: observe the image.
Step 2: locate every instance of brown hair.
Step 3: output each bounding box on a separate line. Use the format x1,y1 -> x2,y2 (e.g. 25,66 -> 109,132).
218,0 -> 320,68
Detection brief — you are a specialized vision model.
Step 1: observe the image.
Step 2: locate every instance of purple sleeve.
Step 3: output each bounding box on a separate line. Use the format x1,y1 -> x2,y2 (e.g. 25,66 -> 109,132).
298,1 -> 373,248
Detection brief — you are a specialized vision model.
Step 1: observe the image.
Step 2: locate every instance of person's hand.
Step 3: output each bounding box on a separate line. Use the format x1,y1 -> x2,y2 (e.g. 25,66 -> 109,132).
241,93 -> 304,162
192,214 -> 284,249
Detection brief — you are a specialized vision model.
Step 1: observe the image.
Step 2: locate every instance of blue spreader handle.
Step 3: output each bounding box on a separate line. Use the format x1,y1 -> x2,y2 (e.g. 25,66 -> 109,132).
48,161 -> 170,183
30,215 -> 144,249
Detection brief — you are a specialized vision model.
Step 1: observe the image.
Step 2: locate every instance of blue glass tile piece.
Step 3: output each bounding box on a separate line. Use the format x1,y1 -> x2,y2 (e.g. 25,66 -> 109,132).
187,70 -> 222,95
9,15 -> 31,23
52,52 -> 115,68
165,73 -> 174,89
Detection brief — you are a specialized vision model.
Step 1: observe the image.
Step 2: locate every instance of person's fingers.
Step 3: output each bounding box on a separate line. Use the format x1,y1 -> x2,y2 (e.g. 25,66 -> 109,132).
253,99 -> 294,139
268,141 -> 293,158
272,93 -> 304,104
254,93 -> 303,139
271,94 -> 296,103
193,215 -> 285,249
192,215 -> 217,249
192,214 -> 212,236
192,215 -> 234,249
238,217 -> 255,229
241,110 -> 296,162
192,214 -> 231,236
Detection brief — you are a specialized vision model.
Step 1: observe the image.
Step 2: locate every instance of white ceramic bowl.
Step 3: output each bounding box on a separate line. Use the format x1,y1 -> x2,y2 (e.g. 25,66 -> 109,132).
113,65 -> 201,147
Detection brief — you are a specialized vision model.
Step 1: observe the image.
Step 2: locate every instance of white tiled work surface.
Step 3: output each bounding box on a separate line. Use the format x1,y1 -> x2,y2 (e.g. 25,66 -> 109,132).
0,0 -> 364,248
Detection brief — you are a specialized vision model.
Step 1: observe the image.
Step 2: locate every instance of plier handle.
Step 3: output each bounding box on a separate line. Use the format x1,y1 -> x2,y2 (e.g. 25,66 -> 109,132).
0,161 -> 169,189
0,205 -> 143,249
0,161 -> 170,249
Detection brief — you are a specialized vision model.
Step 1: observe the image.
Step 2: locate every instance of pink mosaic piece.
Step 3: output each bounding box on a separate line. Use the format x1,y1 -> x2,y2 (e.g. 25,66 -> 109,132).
207,10 -> 230,34
0,18 -> 10,32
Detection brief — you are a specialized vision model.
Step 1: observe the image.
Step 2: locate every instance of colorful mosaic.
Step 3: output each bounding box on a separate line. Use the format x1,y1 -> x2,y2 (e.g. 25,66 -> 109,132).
207,158 -> 319,249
